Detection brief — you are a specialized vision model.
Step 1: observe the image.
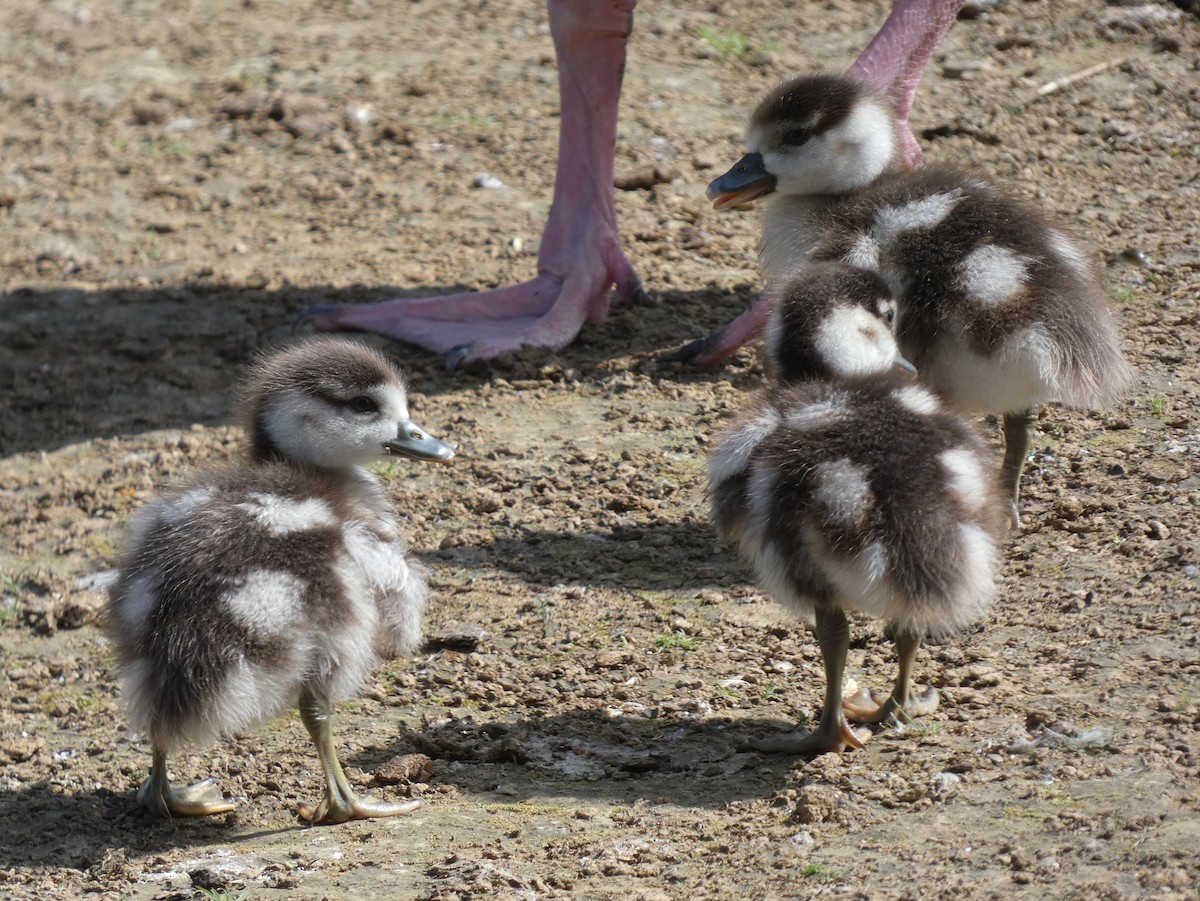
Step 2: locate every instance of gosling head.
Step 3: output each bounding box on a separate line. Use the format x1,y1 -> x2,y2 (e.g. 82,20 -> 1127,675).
765,263 -> 914,384
708,73 -> 902,210
239,338 -> 454,470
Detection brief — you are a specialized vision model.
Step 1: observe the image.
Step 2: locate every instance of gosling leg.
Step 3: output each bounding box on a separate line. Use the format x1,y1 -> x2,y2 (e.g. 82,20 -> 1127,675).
842,629 -> 939,723
1000,408 -> 1035,530
296,689 -> 423,824
137,747 -> 237,818
753,607 -> 867,754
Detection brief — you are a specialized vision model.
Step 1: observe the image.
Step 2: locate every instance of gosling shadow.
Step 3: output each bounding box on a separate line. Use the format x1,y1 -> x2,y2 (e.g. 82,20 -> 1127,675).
426,517 -> 747,595
350,705 -> 804,812
0,783 -> 296,872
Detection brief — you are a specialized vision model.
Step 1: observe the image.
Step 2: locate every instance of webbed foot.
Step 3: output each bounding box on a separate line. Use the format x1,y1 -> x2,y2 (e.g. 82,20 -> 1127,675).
843,684 -> 940,724
137,772 -> 237,818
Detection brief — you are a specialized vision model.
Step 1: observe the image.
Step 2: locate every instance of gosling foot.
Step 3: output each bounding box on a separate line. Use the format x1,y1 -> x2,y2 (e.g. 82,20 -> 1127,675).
749,715 -> 868,755
842,684 -> 940,724
298,794 -> 424,825
137,774 -> 237,818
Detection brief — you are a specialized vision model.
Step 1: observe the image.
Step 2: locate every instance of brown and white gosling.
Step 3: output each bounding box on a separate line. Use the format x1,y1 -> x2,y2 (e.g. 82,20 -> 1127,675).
710,264 -> 1006,754
106,338 -> 453,823
708,73 -> 1132,526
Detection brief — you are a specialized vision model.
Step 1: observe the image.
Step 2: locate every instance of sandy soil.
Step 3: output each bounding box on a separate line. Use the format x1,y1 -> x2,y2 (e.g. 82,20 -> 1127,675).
2,1 -> 1200,898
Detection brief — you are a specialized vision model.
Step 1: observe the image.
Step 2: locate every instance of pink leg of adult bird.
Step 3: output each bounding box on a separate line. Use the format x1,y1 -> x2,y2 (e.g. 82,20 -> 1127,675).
674,0 -> 965,365
308,0 -> 645,370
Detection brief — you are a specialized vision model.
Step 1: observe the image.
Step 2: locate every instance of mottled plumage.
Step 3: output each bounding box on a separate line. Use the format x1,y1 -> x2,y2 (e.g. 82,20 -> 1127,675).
711,379 -> 1002,637
107,338 -> 452,823
709,72 -> 1132,523
813,165 -> 1129,416
710,267 -> 1005,754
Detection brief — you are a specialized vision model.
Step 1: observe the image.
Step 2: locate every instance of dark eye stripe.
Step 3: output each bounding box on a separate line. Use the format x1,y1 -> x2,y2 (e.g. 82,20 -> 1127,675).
347,395 -> 379,415
782,127 -> 812,147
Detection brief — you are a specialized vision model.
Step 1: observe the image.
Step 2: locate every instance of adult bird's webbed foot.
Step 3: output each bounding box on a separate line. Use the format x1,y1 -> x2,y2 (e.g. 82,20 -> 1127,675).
307,254 -> 645,370
307,0 -> 643,368
669,291 -> 773,365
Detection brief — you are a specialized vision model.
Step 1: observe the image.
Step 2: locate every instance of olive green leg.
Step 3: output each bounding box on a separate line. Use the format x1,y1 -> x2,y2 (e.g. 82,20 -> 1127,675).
753,606 -> 866,754
296,689 -> 423,824
843,628 -> 939,724
137,746 -> 236,818
1000,408 -> 1035,530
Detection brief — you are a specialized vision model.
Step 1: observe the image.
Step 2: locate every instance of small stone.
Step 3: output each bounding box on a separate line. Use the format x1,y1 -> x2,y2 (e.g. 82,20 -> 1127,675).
424,623 -> 487,653
373,753 -> 434,785
791,785 -> 846,824
614,165 -> 677,191
286,113 -> 338,140
164,116 -> 197,134
931,771 -> 962,796
131,100 -> 172,125
1053,495 -> 1085,519
942,58 -> 986,80
1145,520 -> 1170,540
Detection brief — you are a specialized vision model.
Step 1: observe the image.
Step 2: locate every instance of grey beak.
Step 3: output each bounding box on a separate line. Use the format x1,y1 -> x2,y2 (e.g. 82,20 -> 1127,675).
706,152 -> 776,204
386,420 -> 455,463
894,355 -> 918,376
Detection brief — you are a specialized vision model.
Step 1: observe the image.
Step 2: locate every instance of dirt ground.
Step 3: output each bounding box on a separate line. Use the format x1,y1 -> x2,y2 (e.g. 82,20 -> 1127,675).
2,0 -> 1199,898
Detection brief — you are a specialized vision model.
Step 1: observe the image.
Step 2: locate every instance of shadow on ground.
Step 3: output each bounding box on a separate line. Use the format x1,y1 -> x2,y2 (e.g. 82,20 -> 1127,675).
1,281 -> 758,456
0,706 -> 808,872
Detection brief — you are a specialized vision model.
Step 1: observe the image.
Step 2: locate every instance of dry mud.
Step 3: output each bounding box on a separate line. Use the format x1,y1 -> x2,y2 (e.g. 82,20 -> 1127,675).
2,1 -> 1200,899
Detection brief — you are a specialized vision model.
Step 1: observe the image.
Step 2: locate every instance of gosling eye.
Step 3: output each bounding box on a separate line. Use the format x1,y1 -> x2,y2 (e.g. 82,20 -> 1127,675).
781,127 -> 812,147
347,395 -> 379,415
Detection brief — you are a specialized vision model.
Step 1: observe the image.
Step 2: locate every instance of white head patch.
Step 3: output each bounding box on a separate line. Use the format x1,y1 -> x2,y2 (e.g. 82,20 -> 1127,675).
761,98 -> 897,198
815,305 -> 901,378
262,381 -> 410,470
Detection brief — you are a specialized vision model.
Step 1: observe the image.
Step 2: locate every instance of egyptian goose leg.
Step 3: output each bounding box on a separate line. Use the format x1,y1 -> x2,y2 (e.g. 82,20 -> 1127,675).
999,408 -> 1035,530
308,0 -> 645,370
751,607 -> 867,755
675,0 -> 965,365
842,629 -> 940,724
296,689 -> 423,824
137,747 -> 237,818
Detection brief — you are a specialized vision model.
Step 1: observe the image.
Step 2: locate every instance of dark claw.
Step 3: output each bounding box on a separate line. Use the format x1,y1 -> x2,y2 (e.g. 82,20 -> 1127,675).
444,344 -> 474,373
665,333 -> 718,363
292,303 -> 344,335
629,278 -> 654,307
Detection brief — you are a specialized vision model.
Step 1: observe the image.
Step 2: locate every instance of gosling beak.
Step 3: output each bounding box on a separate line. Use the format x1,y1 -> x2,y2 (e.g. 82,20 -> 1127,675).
707,152 -> 777,211
386,420 -> 455,463
893,354 -> 918,377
